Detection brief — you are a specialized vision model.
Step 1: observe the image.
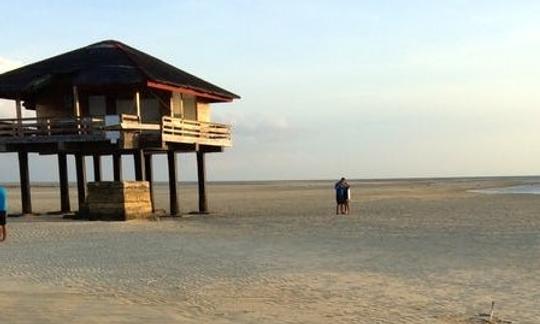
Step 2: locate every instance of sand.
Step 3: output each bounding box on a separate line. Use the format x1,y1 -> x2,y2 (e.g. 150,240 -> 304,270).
1,178 -> 539,323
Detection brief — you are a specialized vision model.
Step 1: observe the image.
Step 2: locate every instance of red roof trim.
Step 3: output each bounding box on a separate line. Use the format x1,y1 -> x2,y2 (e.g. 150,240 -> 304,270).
146,81 -> 233,102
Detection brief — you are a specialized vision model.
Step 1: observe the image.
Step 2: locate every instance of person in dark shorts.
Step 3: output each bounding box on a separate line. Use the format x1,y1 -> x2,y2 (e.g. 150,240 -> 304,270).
0,185 -> 7,241
335,178 -> 348,215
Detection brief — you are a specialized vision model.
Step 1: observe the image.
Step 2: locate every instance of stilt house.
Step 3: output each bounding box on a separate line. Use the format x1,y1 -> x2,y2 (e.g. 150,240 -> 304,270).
0,40 -> 240,216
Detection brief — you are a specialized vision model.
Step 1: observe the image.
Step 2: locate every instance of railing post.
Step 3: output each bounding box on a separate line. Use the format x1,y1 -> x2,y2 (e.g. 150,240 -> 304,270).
79,117 -> 84,135
200,122 -> 206,141
83,117 -> 89,135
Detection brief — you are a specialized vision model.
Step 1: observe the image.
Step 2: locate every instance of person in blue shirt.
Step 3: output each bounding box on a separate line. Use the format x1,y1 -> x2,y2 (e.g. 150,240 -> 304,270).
334,178 -> 350,215
0,185 -> 7,241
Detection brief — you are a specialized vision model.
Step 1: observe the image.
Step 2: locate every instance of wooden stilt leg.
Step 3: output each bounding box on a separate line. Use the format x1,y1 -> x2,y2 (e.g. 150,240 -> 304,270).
75,154 -> 86,212
92,154 -> 102,182
18,151 -> 32,215
113,153 -> 122,181
196,152 -> 208,214
133,150 -> 145,181
144,153 -> 155,212
167,151 -> 179,216
58,153 -> 70,212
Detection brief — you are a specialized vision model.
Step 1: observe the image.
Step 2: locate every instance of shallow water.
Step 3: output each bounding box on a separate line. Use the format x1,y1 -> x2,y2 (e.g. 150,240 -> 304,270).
470,184 -> 540,195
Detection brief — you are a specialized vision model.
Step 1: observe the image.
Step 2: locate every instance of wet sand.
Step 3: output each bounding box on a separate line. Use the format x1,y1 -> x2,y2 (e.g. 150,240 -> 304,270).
1,178 -> 539,323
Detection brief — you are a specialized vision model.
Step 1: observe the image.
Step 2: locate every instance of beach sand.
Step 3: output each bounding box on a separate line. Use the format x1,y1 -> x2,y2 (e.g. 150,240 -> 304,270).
1,178 -> 539,323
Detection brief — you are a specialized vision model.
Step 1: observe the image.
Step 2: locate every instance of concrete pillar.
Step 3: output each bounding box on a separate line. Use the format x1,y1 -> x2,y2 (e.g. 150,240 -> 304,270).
113,153 -> 122,181
196,152 -> 208,214
144,153 -> 155,212
167,151 -> 179,216
75,154 -> 86,211
92,154 -> 102,182
18,151 -> 32,214
58,153 -> 70,212
133,150 -> 145,181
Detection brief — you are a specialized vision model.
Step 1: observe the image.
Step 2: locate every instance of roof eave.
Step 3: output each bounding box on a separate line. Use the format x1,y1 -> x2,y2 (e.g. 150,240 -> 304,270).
147,81 -> 239,103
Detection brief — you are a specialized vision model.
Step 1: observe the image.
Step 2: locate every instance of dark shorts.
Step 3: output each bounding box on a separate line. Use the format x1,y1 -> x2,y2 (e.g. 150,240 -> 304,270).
0,211 -> 6,226
336,197 -> 347,204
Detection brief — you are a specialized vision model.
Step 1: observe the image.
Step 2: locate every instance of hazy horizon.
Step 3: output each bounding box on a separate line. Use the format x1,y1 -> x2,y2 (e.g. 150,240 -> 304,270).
1,1 -> 540,182
2,174 -> 540,187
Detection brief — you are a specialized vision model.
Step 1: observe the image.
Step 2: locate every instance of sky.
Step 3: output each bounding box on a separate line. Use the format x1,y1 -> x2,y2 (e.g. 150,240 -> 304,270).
1,0 -> 540,182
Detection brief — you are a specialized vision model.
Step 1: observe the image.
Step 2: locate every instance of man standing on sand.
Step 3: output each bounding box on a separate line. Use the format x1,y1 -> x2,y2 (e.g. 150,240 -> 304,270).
0,185 -> 7,241
335,178 -> 350,215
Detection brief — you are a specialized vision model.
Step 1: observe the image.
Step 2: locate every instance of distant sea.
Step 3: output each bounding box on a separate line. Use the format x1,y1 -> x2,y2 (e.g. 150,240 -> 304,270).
470,184 -> 540,195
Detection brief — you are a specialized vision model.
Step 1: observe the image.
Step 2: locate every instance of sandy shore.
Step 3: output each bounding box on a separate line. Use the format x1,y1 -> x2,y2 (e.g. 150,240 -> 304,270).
1,178 -> 539,323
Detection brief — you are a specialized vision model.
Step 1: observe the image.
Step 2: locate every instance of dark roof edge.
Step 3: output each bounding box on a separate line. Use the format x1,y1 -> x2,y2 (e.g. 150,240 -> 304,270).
0,39 -> 241,101
111,40 -> 241,100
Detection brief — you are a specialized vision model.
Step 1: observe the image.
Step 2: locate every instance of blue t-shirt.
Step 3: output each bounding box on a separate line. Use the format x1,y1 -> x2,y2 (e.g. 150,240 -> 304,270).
0,186 -> 7,212
335,183 -> 347,200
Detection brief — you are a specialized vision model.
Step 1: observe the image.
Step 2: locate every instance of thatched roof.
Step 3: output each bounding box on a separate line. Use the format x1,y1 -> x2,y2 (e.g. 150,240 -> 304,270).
0,40 -> 240,101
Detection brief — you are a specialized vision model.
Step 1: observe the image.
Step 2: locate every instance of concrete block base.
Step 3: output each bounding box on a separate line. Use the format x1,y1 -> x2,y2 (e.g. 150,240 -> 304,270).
86,181 -> 153,221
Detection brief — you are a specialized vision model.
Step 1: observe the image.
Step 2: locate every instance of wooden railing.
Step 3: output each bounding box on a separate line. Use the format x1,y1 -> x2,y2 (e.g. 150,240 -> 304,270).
0,116 -> 105,138
162,116 -> 232,147
0,115 -> 231,147
116,114 -> 160,131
